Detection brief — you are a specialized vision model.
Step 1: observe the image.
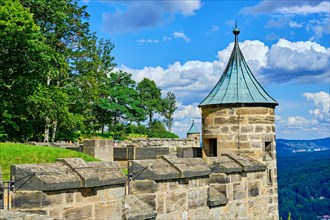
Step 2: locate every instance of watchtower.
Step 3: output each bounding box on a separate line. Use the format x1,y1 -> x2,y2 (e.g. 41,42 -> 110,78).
198,26 -> 278,166
186,120 -> 200,145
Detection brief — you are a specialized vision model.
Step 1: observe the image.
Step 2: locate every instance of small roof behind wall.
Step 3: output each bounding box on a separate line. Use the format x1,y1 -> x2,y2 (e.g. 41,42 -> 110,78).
187,120 -> 200,135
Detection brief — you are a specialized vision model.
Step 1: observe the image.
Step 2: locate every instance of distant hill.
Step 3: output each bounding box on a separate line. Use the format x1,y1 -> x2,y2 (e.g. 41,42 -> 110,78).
276,137 -> 330,155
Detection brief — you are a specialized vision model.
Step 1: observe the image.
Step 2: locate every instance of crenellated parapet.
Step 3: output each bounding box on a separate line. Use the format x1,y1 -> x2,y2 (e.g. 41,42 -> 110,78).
9,155 -> 278,219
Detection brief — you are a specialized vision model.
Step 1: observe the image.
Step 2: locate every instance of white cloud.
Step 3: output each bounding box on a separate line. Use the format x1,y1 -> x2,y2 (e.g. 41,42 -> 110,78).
263,39 -> 330,83
277,1 -> 330,15
102,0 -> 202,33
172,31 -> 190,42
289,21 -> 303,28
303,91 -> 330,122
137,39 -> 159,45
240,1 -> 329,41
275,114 -> 329,139
173,102 -> 201,120
306,16 -> 330,40
240,1 -> 329,15
287,116 -> 318,128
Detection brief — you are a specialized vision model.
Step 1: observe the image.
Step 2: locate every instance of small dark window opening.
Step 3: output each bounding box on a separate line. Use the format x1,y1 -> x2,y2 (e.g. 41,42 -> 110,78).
268,169 -> 273,185
264,142 -> 273,160
209,139 -> 217,157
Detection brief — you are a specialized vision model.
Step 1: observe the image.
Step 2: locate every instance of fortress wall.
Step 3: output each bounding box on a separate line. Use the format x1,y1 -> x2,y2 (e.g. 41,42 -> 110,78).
10,158 -> 126,220
82,139 -> 200,162
9,155 -> 278,220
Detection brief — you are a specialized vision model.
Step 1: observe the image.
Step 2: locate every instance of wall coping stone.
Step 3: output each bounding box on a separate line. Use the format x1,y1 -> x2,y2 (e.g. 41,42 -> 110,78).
129,155 -> 211,181
160,155 -> 211,178
206,156 -> 243,173
224,153 -> 267,172
11,158 -> 125,191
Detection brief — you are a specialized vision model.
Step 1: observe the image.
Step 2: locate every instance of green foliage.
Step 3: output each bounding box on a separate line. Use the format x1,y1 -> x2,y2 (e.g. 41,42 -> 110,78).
0,143 -> 99,181
162,92 -> 177,131
137,78 -> 162,128
0,0 -> 179,141
0,0 -> 53,141
278,151 -> 330,220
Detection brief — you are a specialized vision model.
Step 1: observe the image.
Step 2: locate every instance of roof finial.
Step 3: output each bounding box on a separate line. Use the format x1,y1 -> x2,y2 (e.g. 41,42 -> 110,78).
233,21 -> 240,36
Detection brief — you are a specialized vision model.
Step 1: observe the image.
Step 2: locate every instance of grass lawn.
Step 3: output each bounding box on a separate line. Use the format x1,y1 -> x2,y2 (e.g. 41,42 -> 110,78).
0,143 -> 99,181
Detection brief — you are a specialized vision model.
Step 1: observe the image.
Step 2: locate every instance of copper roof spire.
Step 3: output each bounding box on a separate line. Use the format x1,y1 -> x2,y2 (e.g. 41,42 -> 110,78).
187,120 -> 200,134
199,25 -> 278,107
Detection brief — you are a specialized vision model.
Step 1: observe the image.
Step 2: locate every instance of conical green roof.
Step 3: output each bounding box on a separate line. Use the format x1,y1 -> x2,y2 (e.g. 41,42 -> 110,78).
199,27 -> 278,107
187,120 -> 200,134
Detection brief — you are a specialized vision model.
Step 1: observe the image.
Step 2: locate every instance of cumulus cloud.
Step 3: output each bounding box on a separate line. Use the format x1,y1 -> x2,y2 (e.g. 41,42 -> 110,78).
240,0 -> 328,15
102,0 -> 202,33
173,102 -> 201,120
262,39 -> 330,83
240,1 -> 329,41
172,31 -> 190,42
303,91 -> 330,122
287,116 -> 318,128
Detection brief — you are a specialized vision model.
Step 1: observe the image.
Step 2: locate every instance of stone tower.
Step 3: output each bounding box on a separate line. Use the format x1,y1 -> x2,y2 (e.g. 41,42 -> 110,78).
198,26 -> 279,198
186,120 -> 200,145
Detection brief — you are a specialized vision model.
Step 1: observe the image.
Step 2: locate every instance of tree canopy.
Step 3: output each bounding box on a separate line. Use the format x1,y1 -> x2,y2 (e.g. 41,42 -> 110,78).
0,0 -> 178,141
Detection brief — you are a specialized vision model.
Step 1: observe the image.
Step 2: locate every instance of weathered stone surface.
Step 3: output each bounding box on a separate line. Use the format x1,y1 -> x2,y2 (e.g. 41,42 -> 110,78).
11,163 -> 81,191
188,188 -> 207,209
124,195 -> 157,220
188,207 -> 211,220
62,205 -> 93,220
248,185 -> 259,197
12,191 -> 51,209
233,183 -> 246,200
57,158 -> 99,187
166,192 -> 186,213
87,161 -> 126,186
0,210 -> 53,220
113,146 -> 134,160
208,173 -> 230,184
135,147 -> 170,159
11,159 -> 125,192
129,159 -> 180,180
82,140 -> 113,162
160,155 -> 211,178
225,153 -> 267,172
94,201 -> 122,219
206,156 -> 242,173
241,126 -> 254,133
130,180 -> 158,194
207,184 -> 227,207
176,147 -> 193,158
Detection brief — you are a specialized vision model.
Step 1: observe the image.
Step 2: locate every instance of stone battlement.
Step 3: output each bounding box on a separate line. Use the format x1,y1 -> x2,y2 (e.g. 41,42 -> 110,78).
8,155 -> 278,219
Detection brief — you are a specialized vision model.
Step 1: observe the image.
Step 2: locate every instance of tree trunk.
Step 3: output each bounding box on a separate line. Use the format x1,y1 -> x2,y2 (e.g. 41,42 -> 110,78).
149,112 -> 153,129
44,116 -> 50,142
44,76 -> 51,142
51,120 -> 57,142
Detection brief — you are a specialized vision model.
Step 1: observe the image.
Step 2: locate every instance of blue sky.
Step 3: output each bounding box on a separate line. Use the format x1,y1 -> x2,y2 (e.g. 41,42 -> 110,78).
83,0 -> 329,140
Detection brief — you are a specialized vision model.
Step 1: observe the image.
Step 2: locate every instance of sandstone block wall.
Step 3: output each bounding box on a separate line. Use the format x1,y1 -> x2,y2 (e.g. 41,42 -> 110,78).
10,155 -> 278,220
201,106 -> 276,159
11,158 -> 126,220
83,139 -> 201,162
